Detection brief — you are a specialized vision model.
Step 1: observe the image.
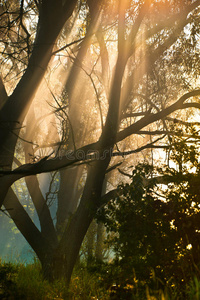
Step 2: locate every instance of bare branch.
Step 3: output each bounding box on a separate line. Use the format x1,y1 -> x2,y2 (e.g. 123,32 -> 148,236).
117,90 -> 200,142
113,135 -> 167,157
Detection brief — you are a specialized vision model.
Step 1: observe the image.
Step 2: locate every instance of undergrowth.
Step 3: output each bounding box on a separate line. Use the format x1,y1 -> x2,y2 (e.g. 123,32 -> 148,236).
0,259 -> 199,299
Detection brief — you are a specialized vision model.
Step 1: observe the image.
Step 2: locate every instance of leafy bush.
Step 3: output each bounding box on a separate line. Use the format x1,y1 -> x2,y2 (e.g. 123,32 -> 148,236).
0,261 -> 19,298
98,141 -> 200,298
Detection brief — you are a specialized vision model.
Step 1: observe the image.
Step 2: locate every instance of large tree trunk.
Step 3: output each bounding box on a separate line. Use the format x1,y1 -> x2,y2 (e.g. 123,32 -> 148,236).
39,29 -> 127,282
0,1 -> 127,286
0,28 -> 58,167
0,0 -> 77,208
42,154 -> 110,283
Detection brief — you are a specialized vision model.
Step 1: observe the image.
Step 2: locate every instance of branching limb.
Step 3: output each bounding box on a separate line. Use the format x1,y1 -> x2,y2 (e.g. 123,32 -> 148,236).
117,90 -> 200,142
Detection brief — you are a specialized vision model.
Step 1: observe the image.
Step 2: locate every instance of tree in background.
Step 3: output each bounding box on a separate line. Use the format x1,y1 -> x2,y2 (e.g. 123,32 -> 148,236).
0,0 -> 200,284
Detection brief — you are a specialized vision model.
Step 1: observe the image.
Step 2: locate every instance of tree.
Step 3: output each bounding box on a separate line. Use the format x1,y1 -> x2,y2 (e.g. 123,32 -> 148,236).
98,128 -> 200,296
0,0 -> 200,285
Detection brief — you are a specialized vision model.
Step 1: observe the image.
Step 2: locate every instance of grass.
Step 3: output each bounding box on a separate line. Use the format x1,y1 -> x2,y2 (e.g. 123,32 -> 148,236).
0,259 -> 110,300
0,259 -> 199,299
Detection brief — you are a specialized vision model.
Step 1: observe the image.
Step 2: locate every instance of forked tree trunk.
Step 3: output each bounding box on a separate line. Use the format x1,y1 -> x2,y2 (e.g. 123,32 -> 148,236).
41,154 -> 110,283
41,195 -> 95,283
0,2 -> 126,285
36,39 -> 127,283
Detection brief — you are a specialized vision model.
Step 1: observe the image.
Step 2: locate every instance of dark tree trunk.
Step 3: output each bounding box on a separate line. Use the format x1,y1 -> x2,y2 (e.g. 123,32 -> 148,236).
38,37 -> 127,283
0,0 -> 77,208
0,1 -> 127,286
41,153 -> 110,283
